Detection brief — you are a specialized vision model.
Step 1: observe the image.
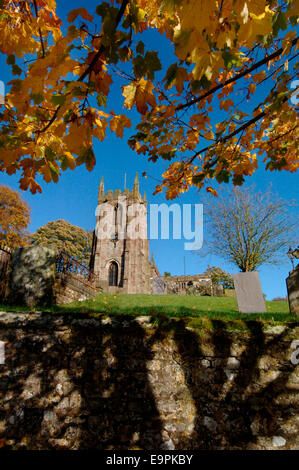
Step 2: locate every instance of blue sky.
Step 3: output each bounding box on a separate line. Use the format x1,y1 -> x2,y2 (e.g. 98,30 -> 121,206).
0,1 -> 298,300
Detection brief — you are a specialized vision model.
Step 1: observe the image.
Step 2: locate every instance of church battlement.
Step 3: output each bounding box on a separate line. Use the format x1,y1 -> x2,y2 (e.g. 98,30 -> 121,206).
98,174 -> 146,205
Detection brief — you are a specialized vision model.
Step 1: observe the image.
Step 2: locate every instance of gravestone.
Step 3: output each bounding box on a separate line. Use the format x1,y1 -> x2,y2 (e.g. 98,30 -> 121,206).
233,271 -> 266,314
151,277 -> 166,295
286,266 -> 299,317
7,246 -> 56,307
212,284 -> 224,297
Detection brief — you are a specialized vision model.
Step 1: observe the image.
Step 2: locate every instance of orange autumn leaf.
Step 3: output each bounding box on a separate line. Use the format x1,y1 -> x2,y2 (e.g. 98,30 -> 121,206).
67,8 -> 93,23
220,99 -> 234,112
206,187 -> 218,197
0,0 -> 297,195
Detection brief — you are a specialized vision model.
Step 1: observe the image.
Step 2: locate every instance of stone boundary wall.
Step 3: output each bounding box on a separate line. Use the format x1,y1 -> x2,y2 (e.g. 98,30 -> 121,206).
0,312 -> 298,450
163,275 -> 213,296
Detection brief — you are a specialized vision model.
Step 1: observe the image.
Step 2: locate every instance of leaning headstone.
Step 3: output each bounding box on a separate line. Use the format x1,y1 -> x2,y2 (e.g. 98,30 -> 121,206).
286,266 -> 299,317
7,246 -> 56,307
233,271 -> 266,314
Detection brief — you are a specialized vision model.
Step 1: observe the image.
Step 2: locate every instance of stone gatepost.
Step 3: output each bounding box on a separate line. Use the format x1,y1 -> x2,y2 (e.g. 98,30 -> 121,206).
7,246 -> 57,307
286,266 -> 299,317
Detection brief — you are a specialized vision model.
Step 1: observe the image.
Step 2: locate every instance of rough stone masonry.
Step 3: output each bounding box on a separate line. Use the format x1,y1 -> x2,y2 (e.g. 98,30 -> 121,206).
0,312 -> 298,450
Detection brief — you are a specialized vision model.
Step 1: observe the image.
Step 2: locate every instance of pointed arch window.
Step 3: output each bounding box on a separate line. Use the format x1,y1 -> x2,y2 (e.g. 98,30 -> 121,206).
109,261 -> 118,286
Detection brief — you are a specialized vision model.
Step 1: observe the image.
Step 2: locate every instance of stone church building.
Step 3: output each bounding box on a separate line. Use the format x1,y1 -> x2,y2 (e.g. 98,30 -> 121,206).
89,174 -> 215,296
89,174 -> 160,294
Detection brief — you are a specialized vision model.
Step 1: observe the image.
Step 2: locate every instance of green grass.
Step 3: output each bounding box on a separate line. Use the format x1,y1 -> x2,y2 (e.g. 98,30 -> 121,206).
0,294 -> 297,333
57,293 -> 291,318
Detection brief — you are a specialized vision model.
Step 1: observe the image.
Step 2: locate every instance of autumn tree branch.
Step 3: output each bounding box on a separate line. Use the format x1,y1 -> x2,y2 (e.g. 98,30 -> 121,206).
79,0 -> 129,82
33,0 -> 45,58
188,109 -> 265,166
176,37 -> 298,112
38,0 -> 129,135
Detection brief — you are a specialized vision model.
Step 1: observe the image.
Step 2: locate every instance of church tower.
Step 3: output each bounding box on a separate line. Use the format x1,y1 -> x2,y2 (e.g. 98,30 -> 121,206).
90,174 -> 153,294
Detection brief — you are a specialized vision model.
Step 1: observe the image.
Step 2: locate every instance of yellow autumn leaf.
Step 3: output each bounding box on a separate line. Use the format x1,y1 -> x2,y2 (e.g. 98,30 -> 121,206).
97,110 -> 110,118
64,121 -> 92,154
192,49 -> 224,82
123,79 -> 156,114
135,78 -> 156,114
63,151 -> 76,169
110,114 -> 131,138
122,82 -> 137,110
93,118 -> 108,141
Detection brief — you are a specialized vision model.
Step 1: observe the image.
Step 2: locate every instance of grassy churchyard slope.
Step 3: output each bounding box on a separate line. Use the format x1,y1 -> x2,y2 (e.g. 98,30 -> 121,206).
1,294 -> 297,333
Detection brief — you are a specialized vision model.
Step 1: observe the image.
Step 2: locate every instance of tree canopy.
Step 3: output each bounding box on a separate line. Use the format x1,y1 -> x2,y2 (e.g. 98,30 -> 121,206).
0,184 -> 31,247
30,219 -> 93,265
204,266 -> 234,289
205,186 -> 296,272
0,1 -> 298,197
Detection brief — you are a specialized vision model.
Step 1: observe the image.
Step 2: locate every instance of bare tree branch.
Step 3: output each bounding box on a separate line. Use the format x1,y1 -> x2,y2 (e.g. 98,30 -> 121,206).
204,186 -> 297,272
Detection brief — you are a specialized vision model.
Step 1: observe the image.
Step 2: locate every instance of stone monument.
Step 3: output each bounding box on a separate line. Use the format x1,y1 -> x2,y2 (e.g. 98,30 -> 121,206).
286,246 -> 299,317
233,271 -> 266,314
7,246 -> 56,307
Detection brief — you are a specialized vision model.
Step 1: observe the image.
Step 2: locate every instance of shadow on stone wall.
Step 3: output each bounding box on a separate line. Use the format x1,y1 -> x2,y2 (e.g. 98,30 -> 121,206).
171,319 -> 298,449
0,314 -> 298,450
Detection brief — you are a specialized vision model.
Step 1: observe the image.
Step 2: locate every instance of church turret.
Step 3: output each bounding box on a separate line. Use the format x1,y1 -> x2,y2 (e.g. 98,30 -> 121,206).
98,176 -> 105,203
133,172 -> 140,199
